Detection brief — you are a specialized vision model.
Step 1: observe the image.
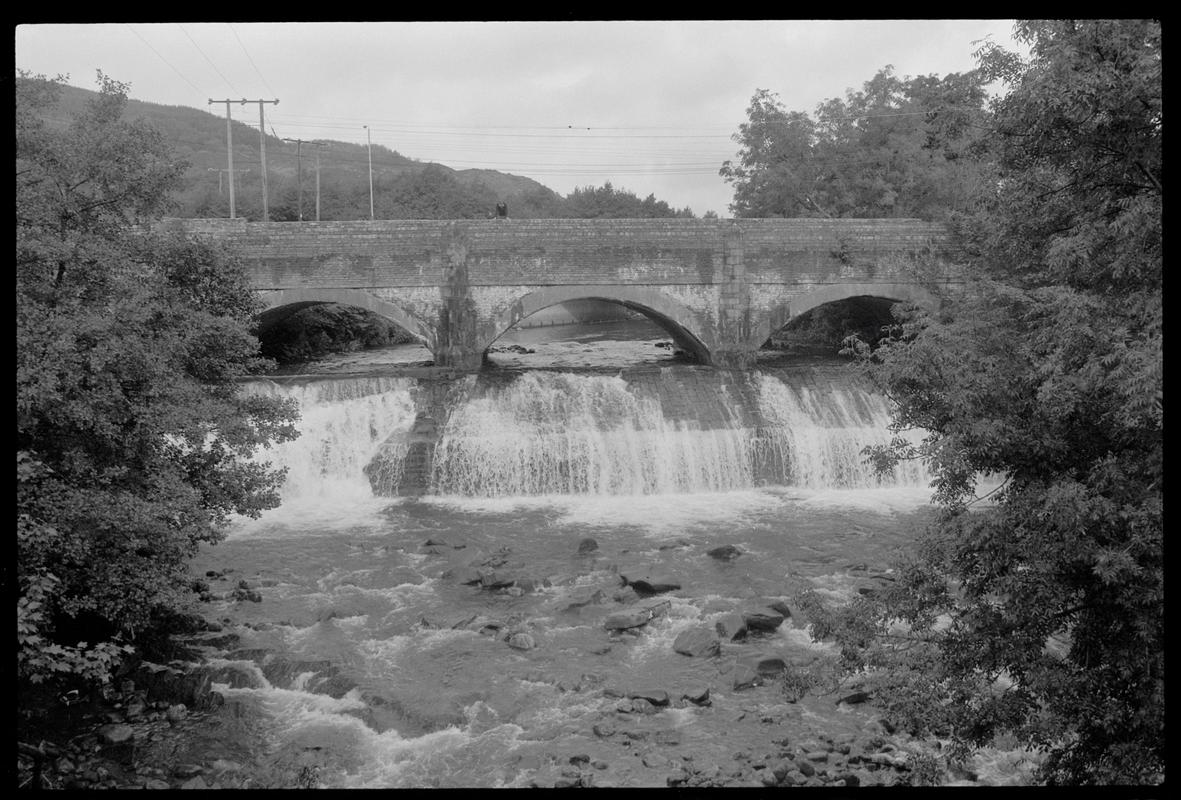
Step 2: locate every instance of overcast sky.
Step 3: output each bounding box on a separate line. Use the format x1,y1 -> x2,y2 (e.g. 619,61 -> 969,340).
15,21 -> 1024,217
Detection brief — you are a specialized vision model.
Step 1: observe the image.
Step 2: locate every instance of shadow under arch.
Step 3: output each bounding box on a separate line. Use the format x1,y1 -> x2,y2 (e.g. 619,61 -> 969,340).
750,282 -> 939,351
255,287 -> 433,348
485,285 -> 714,364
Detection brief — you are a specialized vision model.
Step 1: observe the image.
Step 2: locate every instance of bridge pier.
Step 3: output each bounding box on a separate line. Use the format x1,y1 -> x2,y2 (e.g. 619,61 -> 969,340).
432,347 -> 486,370
710,348 -> 760,370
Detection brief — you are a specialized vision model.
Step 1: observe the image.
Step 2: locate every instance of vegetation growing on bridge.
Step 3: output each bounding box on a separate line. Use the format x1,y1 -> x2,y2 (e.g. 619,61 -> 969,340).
792,20 -> 1162,785
17,73 -> 299,689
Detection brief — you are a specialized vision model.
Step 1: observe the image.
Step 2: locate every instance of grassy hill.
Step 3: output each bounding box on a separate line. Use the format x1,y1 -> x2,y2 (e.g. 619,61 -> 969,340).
29,79 -> 692,221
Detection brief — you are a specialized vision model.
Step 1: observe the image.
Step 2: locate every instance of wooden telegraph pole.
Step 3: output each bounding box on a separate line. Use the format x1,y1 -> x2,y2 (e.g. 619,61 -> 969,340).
240,99 -> 279,220
281,138 -> 330,222
208,99 -> 239,218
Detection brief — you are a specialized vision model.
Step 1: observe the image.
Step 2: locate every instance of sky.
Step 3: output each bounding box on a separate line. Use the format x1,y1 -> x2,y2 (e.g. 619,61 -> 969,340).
15,21 -> 1024,218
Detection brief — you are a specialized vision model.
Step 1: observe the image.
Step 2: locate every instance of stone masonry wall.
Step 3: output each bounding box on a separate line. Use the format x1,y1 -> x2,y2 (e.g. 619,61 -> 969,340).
164,217 -> 960,367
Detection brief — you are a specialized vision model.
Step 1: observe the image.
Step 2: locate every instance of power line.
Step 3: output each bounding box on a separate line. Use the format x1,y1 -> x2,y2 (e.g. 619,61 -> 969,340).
178,24 -> 241,97
123,25 -> 207,97
228,23 -> 278,98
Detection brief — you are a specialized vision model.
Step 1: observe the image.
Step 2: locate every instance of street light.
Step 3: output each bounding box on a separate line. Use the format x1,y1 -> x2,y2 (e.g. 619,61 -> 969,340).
363,125 -> 374,220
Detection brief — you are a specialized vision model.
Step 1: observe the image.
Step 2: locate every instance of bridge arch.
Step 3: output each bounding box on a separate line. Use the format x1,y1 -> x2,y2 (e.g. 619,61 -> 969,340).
255,287 -> 433,347
484,285 -> 714,364
750,282 -> 939,351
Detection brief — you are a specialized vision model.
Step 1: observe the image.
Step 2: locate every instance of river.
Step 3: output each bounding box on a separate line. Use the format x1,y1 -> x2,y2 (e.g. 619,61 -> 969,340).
157,319 -> 1038,788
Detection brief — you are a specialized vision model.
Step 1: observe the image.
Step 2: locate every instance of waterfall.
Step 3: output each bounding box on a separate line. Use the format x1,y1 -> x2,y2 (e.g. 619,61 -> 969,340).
430,372 -> 756,496
243,368 -> 931,504
240,376 -> 418,504
751,372 -> 930,489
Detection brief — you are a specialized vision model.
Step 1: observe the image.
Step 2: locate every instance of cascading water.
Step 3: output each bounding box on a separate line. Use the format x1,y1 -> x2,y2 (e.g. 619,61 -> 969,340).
340,367 -> 933,499
237,376 -> 418,524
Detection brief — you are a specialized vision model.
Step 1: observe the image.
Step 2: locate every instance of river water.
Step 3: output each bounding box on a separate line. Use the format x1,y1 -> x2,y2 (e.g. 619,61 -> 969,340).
171,320 -> 1037,788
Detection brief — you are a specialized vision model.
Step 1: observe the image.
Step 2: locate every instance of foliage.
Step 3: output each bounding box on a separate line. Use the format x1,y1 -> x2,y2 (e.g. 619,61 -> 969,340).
821,20 -> 1161,785
259,304 -> 420,365
16,71 -> 300,689
563,181 -> 695,218
720,67 -> 994,220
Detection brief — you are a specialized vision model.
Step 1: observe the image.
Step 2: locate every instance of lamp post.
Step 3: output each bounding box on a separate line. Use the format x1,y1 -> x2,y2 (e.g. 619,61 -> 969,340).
363,125 -> 374,220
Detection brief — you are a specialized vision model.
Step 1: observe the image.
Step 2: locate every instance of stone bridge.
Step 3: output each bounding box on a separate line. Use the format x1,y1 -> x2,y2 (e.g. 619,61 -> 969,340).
162,218 -> 964,369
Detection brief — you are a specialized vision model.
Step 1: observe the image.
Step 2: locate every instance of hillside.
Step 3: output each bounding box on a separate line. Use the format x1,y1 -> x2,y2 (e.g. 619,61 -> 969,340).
27,79 -> 692,221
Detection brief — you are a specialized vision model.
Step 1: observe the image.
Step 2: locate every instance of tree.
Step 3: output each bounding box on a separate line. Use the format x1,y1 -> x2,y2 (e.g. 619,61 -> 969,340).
563,181 -> 693,218
16,72 -> 299,689
821,20 -> 1161,785
721,69 -> 994,220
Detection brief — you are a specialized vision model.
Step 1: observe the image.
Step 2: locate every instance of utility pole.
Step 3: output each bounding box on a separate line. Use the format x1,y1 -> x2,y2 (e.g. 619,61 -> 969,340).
206,167 -> 250,196
363,125 -> 374,220
312,141 -> 329,222
208,99 -> 239,218
240,98 -> 279,220
282,138 -> 306,221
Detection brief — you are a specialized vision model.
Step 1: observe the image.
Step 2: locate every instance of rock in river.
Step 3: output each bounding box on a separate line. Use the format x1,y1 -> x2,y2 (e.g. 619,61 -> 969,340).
603,598 -> 671,631
672,626 -> 721,657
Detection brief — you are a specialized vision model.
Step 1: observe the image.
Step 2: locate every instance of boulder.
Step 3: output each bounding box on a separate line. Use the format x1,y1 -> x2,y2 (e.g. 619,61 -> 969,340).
507,632 -> 537,650
732,654 -> 787,690
478,570 -> 517,589
628,688 -> 670,706
560,588 -> 605,614
707,545 -> 742,561
592,722 -> 616,738
577,538 -> 599,554
742,608 -> 786,634
731,661 -> 763,690
619,571 -> 681,595
97,724 -> 134,745
673,626 -> 721,657
714,612 -> 748,641
682,687 -> 711,706
603,598 -> 670,631
739,654 -> 788,677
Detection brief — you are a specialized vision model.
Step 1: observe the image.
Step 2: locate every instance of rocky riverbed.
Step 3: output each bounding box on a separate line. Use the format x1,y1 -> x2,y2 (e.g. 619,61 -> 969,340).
17,545 -> 1040,789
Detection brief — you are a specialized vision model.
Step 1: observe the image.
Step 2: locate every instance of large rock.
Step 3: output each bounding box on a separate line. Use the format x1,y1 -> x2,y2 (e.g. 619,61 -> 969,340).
714,612 -> 748,641
559,588 -> 606,614
628,688 -> 670,706
97,724 -> 134,745
619,571 -> 681,595
731,653 -> 788,690
507,632 -> 537,650
707,545 -> 742,561
478,569 -> 517,589
672,626 -> 721,657
603,598 -> 671,631
742,607 -> 786,633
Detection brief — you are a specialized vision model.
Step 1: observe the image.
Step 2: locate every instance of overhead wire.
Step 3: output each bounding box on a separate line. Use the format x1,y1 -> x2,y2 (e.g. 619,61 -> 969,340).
228,23 -> 279,99
123,25 -> 208,98
177,24 -> 242,97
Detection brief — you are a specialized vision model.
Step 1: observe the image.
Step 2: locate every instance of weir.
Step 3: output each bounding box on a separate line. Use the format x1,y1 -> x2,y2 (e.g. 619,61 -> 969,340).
244,365 -> 930,501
